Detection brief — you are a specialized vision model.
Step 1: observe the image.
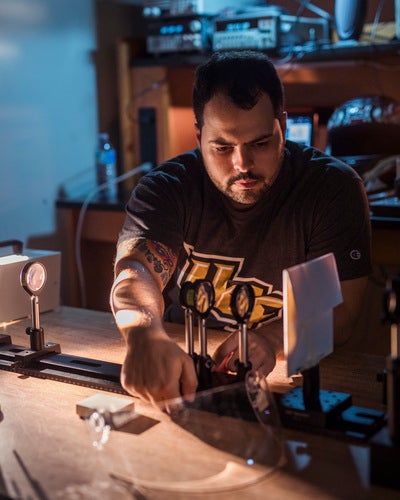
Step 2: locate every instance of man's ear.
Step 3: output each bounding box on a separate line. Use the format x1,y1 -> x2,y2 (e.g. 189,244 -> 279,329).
280,111 -> 287,140
194,122 -> 201,146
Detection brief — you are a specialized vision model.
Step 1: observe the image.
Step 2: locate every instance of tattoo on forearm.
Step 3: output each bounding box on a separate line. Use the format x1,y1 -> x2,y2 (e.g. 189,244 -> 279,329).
136,239 -> 176,286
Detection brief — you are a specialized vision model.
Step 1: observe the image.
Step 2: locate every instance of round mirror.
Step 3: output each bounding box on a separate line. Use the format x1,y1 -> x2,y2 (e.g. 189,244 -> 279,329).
20,261 -> 47,296
193,280 -> 215,317
230,284 -> 255,323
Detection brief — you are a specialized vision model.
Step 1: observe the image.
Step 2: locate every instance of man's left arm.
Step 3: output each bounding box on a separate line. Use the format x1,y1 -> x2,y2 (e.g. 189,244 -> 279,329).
334,276 -> 369,346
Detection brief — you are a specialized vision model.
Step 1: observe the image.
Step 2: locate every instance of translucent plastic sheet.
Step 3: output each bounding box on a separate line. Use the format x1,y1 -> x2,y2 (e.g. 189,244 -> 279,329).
56,371 -> 285,498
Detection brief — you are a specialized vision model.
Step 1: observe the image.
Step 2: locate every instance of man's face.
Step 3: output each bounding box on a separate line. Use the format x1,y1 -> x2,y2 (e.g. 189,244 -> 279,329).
196,92 -> 286,207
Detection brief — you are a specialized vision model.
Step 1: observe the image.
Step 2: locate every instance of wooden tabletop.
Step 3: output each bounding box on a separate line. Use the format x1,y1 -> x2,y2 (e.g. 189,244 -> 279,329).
0,306 -> 397,499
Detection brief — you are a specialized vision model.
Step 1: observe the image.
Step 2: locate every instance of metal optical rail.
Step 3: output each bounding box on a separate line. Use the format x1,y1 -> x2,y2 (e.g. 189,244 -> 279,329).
0,333 -> 126,394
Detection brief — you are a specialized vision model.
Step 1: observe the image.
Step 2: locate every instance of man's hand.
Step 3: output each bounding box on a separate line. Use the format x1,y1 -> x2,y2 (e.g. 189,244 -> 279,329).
212,330 -> 277,377
121,326 -> 198,411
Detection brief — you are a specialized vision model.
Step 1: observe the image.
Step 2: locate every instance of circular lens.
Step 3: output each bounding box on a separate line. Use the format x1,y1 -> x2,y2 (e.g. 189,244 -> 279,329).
20,261 -> 47,295
193,280 -> 215,317
230,284 -> 255,322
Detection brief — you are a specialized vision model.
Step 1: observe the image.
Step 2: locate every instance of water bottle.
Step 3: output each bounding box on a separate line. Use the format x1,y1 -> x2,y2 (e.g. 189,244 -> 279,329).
95,133 -> 117,199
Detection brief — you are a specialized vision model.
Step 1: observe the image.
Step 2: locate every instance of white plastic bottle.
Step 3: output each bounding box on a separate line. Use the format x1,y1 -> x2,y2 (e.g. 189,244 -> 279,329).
95,133 -> 117,199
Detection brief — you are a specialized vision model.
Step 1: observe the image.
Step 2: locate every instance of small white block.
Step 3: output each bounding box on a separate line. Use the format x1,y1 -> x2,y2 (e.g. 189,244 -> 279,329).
76,393 -> 135,419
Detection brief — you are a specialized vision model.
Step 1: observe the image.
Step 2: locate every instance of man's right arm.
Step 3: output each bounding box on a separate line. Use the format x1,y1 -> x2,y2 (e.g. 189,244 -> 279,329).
110,238 -> 198,408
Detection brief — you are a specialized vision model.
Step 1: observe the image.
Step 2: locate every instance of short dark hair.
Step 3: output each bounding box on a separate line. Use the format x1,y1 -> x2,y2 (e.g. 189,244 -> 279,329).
193,50 -> 285,128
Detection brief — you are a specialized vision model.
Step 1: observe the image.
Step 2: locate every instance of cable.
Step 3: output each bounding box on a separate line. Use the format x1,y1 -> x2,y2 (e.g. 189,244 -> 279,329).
293,0 -> 332,20
370,0 -> 385,42
126,79 -> 167,124
74,162 -> 152,308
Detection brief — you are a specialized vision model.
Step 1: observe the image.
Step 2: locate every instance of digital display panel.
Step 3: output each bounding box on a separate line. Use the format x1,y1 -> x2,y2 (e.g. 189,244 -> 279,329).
286,114 -> 314,146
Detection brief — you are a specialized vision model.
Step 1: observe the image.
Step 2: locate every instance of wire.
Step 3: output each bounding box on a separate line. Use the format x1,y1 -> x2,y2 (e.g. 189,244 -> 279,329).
370,0 -> 385,42
74,162 -> 152,308
126,79 -> 167,124
293,0 -> 332,20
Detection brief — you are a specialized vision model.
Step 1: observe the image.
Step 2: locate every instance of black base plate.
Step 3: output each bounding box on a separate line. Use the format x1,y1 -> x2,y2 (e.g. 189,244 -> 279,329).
277,387 -> 387,442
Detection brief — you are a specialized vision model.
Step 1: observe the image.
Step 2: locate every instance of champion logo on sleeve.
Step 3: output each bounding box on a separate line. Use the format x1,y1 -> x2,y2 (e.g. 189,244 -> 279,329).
350,249 -> 361,260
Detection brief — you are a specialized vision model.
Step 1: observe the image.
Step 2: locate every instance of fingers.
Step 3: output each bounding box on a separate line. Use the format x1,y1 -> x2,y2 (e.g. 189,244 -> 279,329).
212,331 -> 238,365
212,331 -> 276,377
246,339 -> 276,376
213,350 -> 236,373
158,369 -> 195,415
121,350 -> 198,411
153,360 -> 197,414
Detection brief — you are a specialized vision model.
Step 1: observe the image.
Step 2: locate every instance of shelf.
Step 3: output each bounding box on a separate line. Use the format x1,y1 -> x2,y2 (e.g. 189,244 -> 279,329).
129,39 -> 400,67
290,39 -> 400,62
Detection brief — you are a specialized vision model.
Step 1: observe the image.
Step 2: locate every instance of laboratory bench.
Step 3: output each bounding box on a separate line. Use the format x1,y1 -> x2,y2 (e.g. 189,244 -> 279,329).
1,306 -> 399,499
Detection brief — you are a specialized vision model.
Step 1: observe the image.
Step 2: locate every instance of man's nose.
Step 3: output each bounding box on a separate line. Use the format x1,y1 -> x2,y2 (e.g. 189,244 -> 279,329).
232,146 -> 253,172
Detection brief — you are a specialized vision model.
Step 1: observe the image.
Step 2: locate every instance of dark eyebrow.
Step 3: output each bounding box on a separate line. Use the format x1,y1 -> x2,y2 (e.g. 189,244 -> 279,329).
209,133 -> 273,146
208,137 -> 231,145
247,133 -> 273,144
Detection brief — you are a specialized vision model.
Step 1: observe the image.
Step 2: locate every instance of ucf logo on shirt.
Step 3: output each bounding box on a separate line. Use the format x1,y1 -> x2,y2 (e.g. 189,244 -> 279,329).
178,244 -> 283,329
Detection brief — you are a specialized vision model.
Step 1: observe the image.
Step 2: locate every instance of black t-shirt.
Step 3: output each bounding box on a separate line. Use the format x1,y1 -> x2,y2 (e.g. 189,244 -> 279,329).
119,141 -> 372,330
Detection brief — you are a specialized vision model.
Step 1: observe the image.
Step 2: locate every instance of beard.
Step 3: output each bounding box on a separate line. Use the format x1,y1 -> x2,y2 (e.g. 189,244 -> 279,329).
204,149 -> 285,206
207,169 -> 273,206
225,172 -> 269,204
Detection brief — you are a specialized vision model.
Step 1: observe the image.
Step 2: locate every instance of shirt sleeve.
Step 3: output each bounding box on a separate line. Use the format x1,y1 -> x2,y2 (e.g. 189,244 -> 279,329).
306,168 -> 372,281
117,168 -> 186,256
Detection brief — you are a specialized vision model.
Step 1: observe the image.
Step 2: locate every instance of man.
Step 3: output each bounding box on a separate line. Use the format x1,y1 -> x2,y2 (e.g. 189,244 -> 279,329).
111,50 -> 371,409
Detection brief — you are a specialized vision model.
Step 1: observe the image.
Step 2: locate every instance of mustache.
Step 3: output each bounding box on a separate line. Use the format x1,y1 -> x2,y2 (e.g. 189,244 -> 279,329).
227,172 -> 263,187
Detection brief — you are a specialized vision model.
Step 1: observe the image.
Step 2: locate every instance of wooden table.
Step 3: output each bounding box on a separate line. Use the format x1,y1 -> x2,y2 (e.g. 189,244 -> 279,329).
0,307 -> 397,499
